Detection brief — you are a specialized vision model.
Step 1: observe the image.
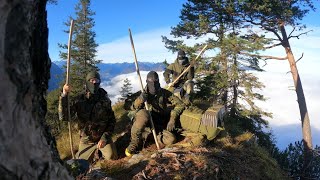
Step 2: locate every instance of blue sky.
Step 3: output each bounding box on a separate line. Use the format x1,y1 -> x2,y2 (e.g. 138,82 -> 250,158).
47,0 -> 186,62
47,1 -> 320,63
47,1 -> 320,149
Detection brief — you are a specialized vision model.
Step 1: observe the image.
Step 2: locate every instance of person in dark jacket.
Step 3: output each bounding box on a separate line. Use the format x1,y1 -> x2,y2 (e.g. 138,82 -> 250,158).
163,50 -> 194,104
125,71 -> 185,156
59,70 -> 118,162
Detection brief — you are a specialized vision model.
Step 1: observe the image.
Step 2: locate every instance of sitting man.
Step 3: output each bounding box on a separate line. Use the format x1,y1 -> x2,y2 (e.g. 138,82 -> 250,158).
125,71 -> 185,156
163,50 -> 195,104
59,70 -> 118,162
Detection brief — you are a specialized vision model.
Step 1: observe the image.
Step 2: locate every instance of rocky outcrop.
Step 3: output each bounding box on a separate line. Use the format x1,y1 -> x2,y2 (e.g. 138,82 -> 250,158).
0,0 -> 71,179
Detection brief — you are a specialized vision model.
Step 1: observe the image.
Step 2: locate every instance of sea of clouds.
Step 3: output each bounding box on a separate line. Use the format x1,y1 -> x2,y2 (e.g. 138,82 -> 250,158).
101,69 -> 319,150
98,26 -> 320,150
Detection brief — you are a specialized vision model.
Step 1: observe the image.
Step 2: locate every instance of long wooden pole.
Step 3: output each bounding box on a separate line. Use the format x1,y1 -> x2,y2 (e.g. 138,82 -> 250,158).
168,44 -> 208,88
67,19 -> 75,159
128,28 -> 160,150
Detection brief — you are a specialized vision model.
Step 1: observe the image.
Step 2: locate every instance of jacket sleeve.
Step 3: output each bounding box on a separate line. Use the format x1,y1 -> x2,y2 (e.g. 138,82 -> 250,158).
131,92 -> 145,110
187,66 -> 195,80
58,93 -> 69,121
100,98 -> 116,142
163,64 -> 174,84
168,92 -> 185,121
58,93 -> 78,121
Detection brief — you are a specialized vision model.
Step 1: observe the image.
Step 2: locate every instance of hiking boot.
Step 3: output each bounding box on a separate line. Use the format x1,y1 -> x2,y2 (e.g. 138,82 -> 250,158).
125,148 -> 133,157
125,142 -> 138,157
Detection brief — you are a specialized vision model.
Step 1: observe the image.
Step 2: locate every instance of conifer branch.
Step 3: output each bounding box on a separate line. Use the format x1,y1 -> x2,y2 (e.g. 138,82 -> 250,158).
240,52 -> 287,60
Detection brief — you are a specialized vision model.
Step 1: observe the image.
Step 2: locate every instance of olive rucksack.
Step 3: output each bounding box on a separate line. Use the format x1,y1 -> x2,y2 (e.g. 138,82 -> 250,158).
179,104 -> 225,144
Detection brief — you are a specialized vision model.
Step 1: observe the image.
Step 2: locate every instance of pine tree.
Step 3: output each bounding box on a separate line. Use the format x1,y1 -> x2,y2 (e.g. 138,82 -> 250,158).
46,0 -> 100,136
163,59 -> 169,67
240,0 -> 315,154
118,78 -> 133,102
238,1 -> 316,176
162,0 -> 272,143
59,0 -> 100,96
276,141 -> 320,179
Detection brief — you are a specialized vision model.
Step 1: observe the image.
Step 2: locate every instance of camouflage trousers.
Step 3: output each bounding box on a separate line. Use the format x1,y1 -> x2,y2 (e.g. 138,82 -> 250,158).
76,135 -> 118,162
174,80 -> 194,104
128,109 -> 176,151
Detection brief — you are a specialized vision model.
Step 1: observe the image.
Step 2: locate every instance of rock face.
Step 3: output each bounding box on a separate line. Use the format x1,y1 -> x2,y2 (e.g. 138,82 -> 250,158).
0,0 -> 71,179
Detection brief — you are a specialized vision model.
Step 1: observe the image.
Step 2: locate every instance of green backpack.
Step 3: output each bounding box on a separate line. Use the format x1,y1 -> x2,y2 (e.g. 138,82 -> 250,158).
179,104 -> 225,142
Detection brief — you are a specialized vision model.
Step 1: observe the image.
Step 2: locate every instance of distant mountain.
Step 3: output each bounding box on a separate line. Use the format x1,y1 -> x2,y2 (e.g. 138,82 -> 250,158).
97,62 -> 165,82
48,62 -> 64,91
49,61 -> 165,91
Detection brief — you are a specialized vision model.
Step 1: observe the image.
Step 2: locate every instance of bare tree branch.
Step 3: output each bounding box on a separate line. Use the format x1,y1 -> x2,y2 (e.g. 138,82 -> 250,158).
288,27 -> 296,37
296,53 -> 304,64
240,52 -> 288,60
288,30 -> 313,40
264,42 -> 283,49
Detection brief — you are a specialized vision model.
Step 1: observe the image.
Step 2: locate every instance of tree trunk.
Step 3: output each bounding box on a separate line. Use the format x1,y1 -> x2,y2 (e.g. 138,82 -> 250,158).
279,25 -> 313,150
0,0 -> 71,179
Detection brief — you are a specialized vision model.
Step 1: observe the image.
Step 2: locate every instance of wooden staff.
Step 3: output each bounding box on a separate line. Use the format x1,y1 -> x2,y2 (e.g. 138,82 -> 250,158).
129,28 -> 160,150
168,44 -> 208,88
66,19 -> 75,159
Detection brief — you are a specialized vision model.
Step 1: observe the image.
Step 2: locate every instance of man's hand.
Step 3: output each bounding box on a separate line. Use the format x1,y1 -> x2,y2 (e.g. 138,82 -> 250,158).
62,84 -> 71,96
168,82 -> 173,87
97,140 -> 107,149
166,119 -> 175,131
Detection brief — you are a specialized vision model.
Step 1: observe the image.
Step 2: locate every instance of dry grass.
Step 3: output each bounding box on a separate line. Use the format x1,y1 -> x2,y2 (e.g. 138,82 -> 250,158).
56,102 -> 288,180
56,126 -> 80,160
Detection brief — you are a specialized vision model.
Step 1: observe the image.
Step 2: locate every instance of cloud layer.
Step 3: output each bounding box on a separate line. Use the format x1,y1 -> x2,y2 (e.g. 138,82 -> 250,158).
101,69 -> 319,149
99,26 -> 320,149
97,28 -> 176,63
101,71 -> 167,103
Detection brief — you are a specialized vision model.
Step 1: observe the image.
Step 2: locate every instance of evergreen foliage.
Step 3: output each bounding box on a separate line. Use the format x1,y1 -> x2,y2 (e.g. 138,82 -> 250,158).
118,78 -> 133,102
276,141 -> 320,179
58,0 -> 100,96
162,0 -> 273,152
46,0 -> 99,137
163,59 -> 169,67
166,1 -> 317,178
45,88 -> 66,136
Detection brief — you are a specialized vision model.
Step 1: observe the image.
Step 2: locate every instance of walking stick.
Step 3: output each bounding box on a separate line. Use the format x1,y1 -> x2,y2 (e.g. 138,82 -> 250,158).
168,44 -> 208,88
128,28 -> 160,150
66,19 -> 75,159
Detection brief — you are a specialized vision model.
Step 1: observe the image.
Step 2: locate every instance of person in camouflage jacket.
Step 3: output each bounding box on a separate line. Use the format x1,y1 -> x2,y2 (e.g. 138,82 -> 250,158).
163,50 -> 195,104
125,71 -> 185,156
59,71 -> 118,162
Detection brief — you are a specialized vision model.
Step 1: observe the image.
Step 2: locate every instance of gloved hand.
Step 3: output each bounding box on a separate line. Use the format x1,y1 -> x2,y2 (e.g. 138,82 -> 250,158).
140,92 -> 148,102
168,82 -> 174,87
166,119 -> 175,131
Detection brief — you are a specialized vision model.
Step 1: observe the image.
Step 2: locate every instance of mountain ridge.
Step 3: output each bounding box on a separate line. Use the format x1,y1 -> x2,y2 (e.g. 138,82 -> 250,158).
49,61 -> 166,91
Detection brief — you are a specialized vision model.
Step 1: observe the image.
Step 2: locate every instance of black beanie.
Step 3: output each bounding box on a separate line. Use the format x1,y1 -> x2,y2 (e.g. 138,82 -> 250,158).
146,71 -> 159,82
177,50 -> 186,60
146,71 -> 160,95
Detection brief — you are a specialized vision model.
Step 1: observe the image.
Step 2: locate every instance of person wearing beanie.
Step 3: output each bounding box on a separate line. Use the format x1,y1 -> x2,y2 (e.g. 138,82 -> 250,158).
125,71 -> 185,156
163,50 -> 195,105
58,70 -> 118,163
